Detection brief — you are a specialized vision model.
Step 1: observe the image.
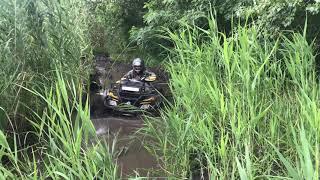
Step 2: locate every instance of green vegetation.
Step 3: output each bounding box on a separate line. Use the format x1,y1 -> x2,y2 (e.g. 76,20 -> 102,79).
96,0 -> 320,60
0,0 -> 92,128
89,0 -> 146,58
0,0 -> 118,178
141,17 -> 320,178
1,0 -> 320,178
0,71 -> 118,178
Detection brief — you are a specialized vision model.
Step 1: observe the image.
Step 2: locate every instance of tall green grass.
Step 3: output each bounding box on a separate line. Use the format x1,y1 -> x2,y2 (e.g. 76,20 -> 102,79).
141,17 -> 320,179
0,0 -> 120,178
0,71 -> 118,179
0,0 -> 92,131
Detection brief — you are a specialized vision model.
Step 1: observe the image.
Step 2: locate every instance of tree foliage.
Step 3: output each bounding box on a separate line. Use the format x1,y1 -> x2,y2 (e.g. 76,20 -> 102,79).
88,0 -> 320,60
88,0 -> 147,57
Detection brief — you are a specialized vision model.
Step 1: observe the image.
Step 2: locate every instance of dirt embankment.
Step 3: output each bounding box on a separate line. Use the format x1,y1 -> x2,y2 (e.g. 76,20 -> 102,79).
89,54 -> 168,177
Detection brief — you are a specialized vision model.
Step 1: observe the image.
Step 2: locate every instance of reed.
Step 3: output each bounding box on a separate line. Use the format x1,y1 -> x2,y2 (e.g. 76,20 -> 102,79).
0,0 -> 118,178
0,0 -> 93,130
0,70 -> 118,179
141,16 -> 319,179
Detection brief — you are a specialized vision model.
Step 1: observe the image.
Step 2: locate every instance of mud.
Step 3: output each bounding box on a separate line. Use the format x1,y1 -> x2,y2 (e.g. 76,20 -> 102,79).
90,54 -> 163,177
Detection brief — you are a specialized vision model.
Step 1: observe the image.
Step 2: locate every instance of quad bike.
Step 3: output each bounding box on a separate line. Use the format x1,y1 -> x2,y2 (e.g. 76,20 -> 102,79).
103,76 -> 162,115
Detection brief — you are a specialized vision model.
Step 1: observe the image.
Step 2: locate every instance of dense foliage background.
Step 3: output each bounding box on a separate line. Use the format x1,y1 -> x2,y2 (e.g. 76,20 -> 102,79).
92,0 -> 320,61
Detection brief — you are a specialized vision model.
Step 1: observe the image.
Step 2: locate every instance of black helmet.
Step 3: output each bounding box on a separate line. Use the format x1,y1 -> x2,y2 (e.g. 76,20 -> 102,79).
132,58 -> 144,73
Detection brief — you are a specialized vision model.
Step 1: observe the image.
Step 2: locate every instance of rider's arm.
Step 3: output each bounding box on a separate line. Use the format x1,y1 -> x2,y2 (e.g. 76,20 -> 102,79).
122,70 -> 133,80
144,71 -> 157,82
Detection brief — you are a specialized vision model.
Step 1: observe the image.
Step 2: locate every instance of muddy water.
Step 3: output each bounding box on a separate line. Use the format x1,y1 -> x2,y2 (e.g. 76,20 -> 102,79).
91,115 -> 160,177
90,55 -> 161,177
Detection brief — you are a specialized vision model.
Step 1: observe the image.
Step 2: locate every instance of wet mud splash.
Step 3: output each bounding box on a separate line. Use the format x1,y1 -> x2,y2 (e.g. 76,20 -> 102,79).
89,54 -> 163,177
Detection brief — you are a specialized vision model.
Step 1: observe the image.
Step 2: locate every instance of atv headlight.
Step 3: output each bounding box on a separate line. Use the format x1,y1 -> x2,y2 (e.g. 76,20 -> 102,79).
140,104 -> 151,110
109,100 -> 117,106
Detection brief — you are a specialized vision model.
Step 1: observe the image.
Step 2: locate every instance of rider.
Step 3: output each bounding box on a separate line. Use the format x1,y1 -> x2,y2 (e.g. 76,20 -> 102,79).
122,58 -> 156,82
